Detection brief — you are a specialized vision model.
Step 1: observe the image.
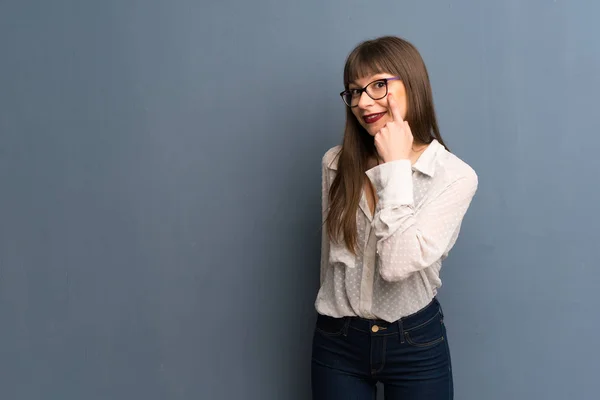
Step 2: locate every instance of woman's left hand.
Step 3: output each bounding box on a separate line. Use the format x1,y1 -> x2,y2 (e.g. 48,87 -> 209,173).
374,93 -> 414,163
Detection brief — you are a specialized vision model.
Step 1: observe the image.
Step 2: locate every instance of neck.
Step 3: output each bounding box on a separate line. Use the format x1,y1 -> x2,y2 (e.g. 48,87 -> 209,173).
409,142 -> 429,164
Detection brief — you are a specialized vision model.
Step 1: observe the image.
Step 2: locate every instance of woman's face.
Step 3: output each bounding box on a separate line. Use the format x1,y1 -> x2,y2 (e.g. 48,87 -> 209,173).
348,73 -> 407,137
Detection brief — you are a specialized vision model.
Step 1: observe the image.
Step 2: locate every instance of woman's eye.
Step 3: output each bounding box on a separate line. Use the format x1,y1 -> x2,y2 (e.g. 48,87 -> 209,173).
350,89 -> 361,96
375,81 -> 386,89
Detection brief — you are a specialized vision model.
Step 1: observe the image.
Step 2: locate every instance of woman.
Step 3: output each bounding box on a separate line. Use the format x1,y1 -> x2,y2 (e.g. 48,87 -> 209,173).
311,36 -> 478,399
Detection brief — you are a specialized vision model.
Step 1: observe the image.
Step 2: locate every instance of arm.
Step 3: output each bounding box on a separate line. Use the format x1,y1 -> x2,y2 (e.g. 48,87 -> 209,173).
365,160 -> 478,282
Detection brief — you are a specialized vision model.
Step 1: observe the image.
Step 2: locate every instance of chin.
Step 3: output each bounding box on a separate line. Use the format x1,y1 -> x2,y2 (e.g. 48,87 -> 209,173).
362,121 -> 384,137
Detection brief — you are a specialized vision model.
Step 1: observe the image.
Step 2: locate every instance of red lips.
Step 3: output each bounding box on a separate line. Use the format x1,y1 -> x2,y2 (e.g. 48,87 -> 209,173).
362,112 -> 386,124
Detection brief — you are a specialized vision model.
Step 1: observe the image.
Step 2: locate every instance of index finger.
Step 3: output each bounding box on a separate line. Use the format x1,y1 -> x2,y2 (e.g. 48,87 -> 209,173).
387,93 -> 403,122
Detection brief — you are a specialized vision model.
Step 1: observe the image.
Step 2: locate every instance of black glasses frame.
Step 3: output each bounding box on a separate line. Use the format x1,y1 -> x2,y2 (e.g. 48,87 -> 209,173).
340,77 -> 401,107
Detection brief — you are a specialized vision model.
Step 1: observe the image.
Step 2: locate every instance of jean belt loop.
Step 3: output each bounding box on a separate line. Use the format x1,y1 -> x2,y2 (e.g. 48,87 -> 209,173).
437,299 -> 444,320
342,317 -> 351,336
397,318 -> 405,343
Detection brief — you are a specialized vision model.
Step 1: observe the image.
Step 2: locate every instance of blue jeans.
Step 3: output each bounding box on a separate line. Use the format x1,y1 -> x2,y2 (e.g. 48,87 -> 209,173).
311,298 -> 453,400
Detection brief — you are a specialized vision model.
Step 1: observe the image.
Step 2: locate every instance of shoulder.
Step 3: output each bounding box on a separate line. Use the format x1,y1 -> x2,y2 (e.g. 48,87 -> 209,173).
322,145 -> 342,170
435,147 -> 478,190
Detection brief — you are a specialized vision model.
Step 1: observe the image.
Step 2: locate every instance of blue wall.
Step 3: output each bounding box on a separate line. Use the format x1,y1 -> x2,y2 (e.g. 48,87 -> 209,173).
1,1 -> 598,399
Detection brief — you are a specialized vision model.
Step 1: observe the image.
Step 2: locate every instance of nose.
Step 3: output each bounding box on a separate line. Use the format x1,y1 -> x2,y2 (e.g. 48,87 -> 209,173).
356,90 -> 375,109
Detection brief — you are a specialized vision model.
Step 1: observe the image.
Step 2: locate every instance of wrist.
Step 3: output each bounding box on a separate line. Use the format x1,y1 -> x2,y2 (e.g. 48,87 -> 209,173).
383,154 -> 410,163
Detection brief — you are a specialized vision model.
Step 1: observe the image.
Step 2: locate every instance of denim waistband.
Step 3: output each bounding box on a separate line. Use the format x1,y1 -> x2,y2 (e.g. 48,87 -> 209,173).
318,297 -> 443,336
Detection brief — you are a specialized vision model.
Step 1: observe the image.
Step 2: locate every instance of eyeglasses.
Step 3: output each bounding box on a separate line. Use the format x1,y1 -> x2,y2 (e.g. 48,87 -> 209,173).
340,77 -> 401,108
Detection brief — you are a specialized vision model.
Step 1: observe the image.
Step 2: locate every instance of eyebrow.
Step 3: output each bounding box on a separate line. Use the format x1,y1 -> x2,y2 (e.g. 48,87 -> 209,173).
348,76 -> 388,87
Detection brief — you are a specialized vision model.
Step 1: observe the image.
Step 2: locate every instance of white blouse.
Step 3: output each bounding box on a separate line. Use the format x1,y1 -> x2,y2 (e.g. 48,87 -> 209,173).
315,139 -> 478,322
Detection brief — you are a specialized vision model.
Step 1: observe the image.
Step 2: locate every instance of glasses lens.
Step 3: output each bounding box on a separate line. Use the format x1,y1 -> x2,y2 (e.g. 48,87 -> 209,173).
342,92 -> 354,107
366,80 -> 388,100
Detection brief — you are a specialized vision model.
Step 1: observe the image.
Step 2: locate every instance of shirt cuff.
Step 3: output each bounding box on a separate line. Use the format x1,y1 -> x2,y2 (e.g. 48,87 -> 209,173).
365,159 -> 413,207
